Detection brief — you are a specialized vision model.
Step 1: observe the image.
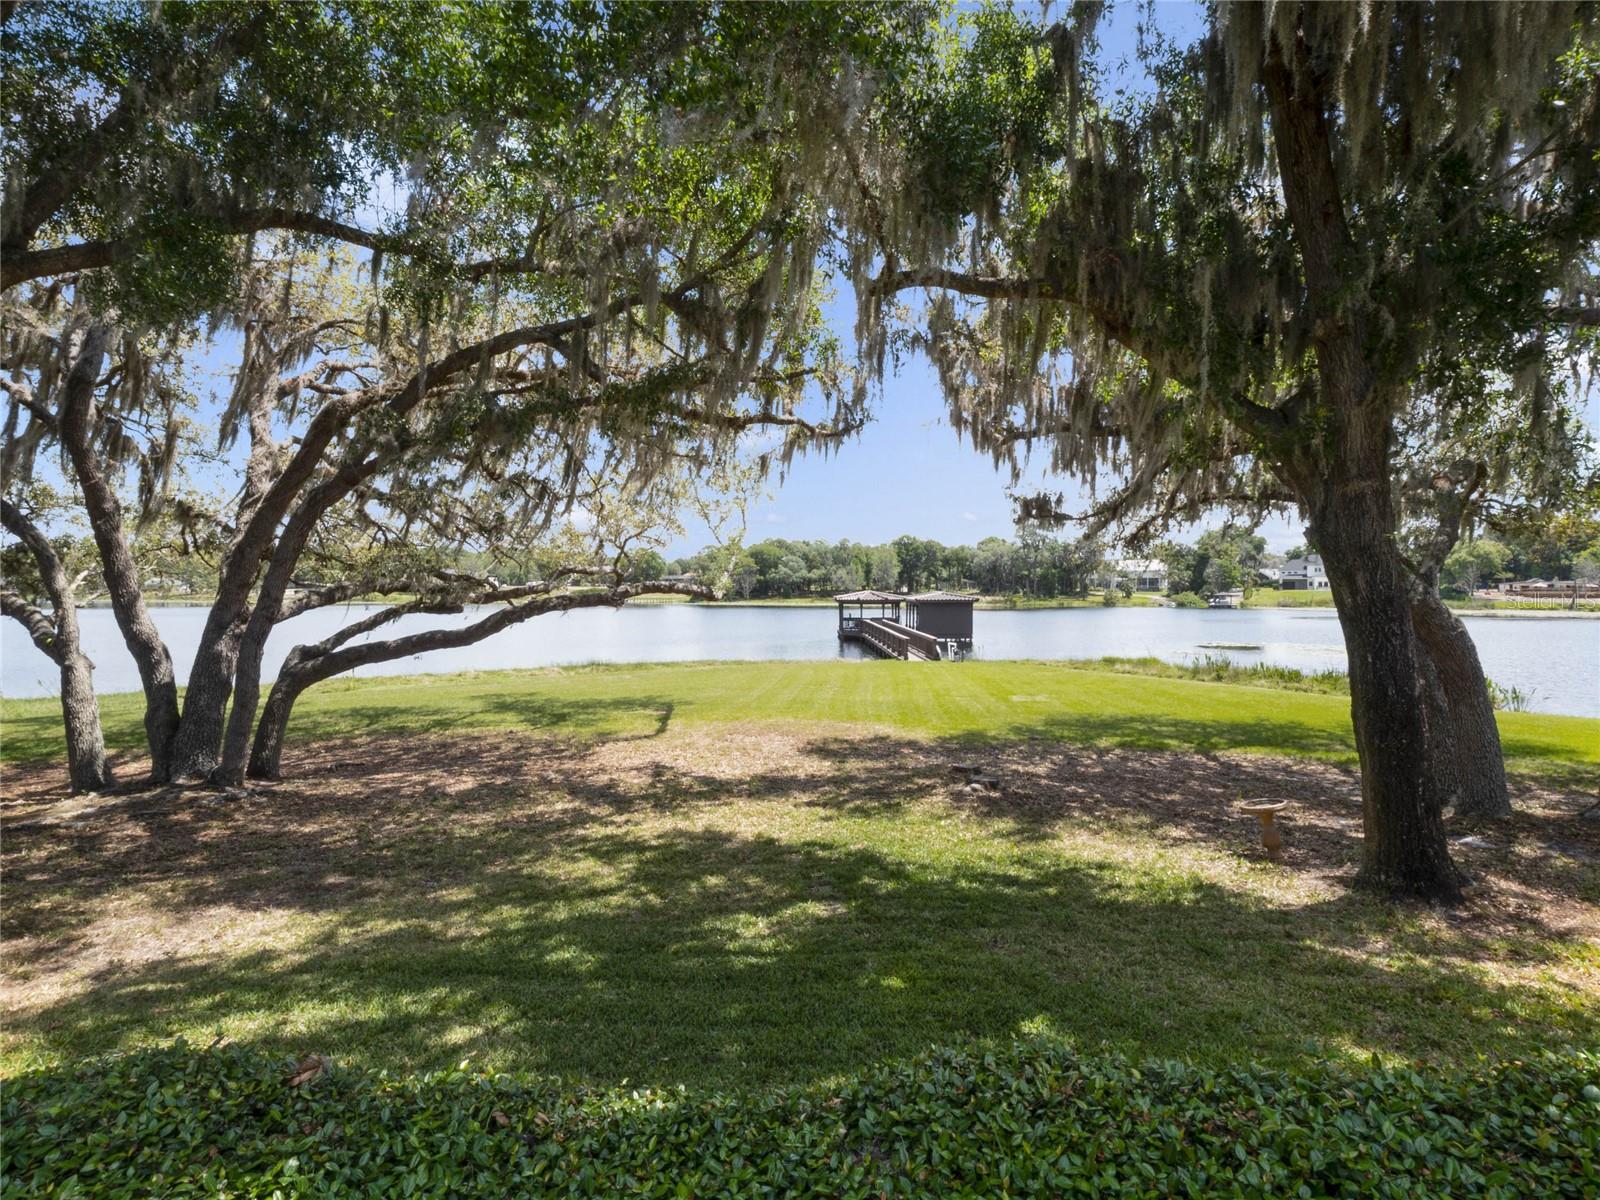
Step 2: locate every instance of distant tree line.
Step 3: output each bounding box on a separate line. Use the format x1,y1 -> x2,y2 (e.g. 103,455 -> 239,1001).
665,525 -> 1295,601
666,529 -> 1103,600
1151,529 -> 1269,600
1437,514 -> 1600,594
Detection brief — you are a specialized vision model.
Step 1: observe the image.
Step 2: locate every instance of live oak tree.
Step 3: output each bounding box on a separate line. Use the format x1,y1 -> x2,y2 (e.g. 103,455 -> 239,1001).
1,2 -> 923,299
3,1 -> 922,787
852,2 -> 1600,897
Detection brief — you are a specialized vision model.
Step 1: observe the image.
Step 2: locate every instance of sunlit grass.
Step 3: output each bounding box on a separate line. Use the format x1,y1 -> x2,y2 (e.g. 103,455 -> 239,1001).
3,660 -> 1596,781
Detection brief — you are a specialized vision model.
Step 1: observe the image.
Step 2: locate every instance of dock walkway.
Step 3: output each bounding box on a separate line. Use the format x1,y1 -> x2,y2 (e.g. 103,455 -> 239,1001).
850,618 -> 941,661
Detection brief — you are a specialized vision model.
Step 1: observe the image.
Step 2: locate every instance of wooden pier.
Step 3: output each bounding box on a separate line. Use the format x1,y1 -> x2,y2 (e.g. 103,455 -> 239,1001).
835,590 -> 975,660
856,617 -> 943,660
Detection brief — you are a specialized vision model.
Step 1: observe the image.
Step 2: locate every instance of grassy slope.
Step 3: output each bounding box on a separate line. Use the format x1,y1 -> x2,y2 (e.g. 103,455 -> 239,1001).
4,659 -> 1595,781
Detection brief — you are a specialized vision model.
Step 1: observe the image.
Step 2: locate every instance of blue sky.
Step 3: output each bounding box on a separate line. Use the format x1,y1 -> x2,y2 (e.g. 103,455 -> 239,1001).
693,290 -> 1311,559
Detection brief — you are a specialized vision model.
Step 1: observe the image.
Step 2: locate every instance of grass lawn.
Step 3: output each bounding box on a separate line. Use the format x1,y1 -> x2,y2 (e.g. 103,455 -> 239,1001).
3,662 -> 1597,1091
4,659 -> 1596,778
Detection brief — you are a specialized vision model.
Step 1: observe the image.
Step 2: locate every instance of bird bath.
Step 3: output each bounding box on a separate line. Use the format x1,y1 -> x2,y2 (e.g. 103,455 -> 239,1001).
1239,799 -> 1288,861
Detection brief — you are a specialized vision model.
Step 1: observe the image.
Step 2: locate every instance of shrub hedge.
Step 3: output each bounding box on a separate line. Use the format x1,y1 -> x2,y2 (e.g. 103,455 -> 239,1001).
3,1041 -> 1596,1198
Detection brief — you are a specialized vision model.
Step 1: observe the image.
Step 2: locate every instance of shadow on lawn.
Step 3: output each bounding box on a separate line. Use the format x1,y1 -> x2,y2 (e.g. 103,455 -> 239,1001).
990,710 -> 1361,761
5,723 -> 1595,1089
283,692 -> 681,746
0,688 -> 683,768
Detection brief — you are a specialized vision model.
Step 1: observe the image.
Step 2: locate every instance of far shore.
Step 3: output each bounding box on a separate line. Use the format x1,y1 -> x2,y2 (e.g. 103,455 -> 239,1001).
78,592 -> 1600,617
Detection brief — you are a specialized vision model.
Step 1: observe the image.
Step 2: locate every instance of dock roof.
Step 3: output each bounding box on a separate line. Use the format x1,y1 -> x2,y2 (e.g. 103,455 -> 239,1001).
906,591 -> 978,603
833,589 -> 902,603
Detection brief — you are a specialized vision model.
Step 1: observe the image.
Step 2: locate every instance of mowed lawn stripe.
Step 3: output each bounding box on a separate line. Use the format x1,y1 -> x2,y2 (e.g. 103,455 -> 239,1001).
1,660 -> 1594,779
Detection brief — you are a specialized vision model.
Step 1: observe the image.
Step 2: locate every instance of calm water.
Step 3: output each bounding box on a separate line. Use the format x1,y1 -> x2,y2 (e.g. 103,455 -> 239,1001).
3,603 -> 1597,717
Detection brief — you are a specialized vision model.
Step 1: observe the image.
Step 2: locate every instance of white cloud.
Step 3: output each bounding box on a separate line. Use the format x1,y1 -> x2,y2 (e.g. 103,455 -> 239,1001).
962,511 -> 979,521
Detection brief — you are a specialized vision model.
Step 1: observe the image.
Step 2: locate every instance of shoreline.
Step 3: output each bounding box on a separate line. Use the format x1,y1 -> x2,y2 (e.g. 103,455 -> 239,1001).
8,656 -> 1598,722
75,593 -> 1600,617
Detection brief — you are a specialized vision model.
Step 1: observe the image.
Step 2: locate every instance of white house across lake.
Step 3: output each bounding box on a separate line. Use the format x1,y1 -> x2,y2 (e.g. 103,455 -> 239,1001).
1281,553 -> 1331,590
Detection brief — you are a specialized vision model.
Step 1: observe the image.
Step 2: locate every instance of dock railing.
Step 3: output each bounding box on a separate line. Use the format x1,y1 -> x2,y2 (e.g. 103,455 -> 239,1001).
859,618 -> 942,661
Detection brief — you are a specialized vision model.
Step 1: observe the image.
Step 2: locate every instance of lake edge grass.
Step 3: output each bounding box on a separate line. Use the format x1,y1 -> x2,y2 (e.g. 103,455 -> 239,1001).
4,660 -> 1595,788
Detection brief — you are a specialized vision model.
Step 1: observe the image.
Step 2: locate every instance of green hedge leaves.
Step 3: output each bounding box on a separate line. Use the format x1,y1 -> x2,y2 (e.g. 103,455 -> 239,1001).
4,1041 -> 1596,1197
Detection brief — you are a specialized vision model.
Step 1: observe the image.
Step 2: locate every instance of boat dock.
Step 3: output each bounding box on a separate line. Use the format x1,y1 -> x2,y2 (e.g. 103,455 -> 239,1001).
835,590 -> 976,660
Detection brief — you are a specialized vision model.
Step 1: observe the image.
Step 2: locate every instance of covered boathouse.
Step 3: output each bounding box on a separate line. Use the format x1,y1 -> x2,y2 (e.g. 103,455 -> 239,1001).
834,590 -> 976,660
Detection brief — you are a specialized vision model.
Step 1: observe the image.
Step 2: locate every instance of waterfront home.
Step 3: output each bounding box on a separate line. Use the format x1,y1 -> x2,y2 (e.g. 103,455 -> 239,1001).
1280,553 -> 1331,590
1116,558 -> 1170,591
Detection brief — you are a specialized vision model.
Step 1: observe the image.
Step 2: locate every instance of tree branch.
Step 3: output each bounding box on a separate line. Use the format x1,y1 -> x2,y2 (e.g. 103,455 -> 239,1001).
1,496 -> 75,663
285,579 -> 716,679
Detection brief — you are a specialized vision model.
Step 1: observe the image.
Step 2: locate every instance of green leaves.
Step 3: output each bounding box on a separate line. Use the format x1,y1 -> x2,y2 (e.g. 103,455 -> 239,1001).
4,1040 -> 1597,1198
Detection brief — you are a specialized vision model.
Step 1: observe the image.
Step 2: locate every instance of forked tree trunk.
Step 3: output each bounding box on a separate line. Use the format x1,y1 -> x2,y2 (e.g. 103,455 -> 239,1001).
215,465 -> 382,784
1308,480 -> 1465,901
168,626 -> 245,780
1410,589 -> 1511,820
1,501 -> 111,791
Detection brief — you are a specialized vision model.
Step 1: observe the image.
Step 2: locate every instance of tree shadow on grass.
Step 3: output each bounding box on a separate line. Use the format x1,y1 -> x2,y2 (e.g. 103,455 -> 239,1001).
982,710 -> 1361,761
0,696 -> 149,765
4,727 -> 1595,1090
281,692 -> 681,747
5,821 -> 1593,1091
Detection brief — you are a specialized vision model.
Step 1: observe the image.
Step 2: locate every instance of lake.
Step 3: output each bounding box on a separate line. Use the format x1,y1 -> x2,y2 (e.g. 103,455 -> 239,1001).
4,602 -> 1597,718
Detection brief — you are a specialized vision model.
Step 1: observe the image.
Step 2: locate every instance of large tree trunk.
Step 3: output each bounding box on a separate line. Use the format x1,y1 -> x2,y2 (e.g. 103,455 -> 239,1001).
1308,477 -> 1465,900
1410,589 -> 1511,819
167,635 -> 243,779
0,513 -> 112,792
54,621 -> 110,793
4,592 -> 110,791
1261,32 -> 1462,900
59,655 -> 108,790
171,391 -> 390,780
54,326 -> 180,780
215,466 -> 381,784
247,668 -> 312,781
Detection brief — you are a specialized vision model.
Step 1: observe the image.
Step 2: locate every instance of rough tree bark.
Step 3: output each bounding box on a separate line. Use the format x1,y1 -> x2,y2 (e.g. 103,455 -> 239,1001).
1410,588 -> 1511,819
55,325 -> 180,780
1395,456 -> 1512,820
245,581 -> 714,780
1305,461 -> 1465,899
1264,38 -> 1463,899
213,463 -> 384,785
0,499 -> 110,792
